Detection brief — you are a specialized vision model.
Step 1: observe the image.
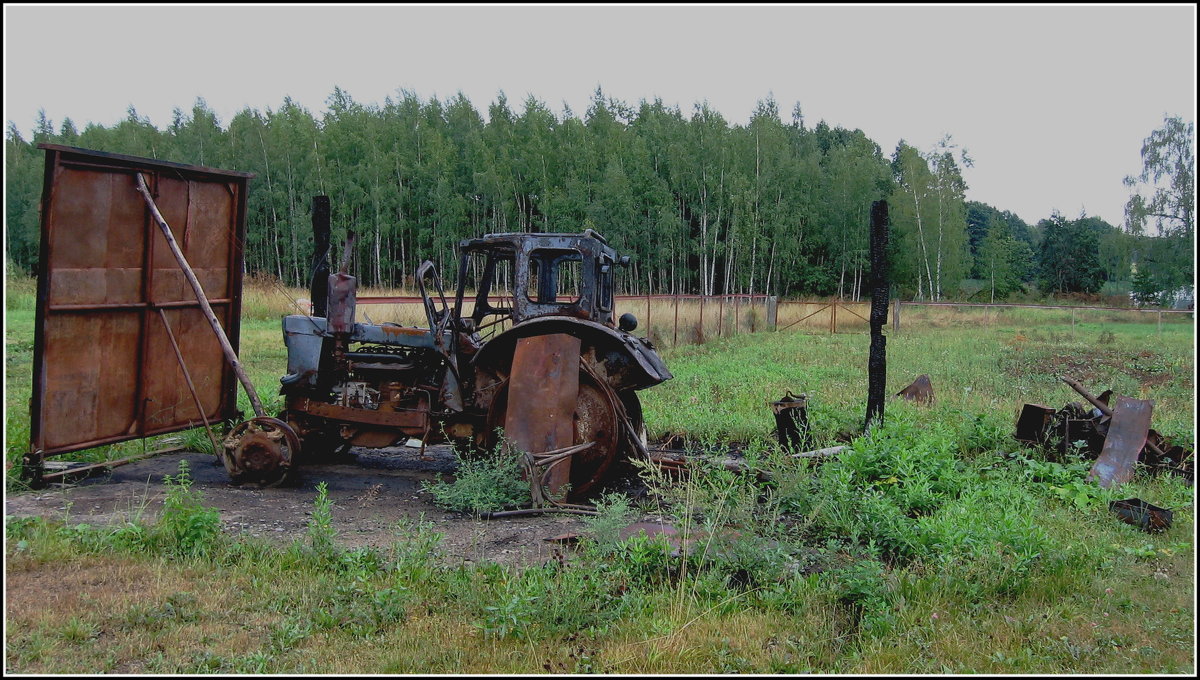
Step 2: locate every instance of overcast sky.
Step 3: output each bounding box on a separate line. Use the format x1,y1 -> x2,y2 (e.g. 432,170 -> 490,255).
4,4 -> 1195,229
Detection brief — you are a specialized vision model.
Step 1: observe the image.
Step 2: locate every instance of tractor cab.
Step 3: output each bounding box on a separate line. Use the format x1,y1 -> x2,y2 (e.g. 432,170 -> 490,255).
452,229 -> 627,336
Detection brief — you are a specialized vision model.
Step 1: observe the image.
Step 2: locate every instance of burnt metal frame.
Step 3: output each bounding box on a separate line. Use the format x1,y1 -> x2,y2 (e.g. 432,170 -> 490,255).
29,144 -> 252,466
454,232 -> 618,329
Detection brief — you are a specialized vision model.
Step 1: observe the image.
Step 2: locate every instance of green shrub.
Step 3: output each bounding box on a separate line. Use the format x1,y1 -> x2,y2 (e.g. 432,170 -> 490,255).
827,558 -> 894,636
154,460 -> 221,558
307,482 -> 337,558
422,441 -> 529,514
581,492 -> 637,554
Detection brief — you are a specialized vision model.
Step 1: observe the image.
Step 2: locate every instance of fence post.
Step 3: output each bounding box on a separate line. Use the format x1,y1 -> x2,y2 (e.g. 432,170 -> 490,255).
830,298 -> 838,334
718,295 -> 725,338
673,293 -> 679,346
892,299 -> 900,333
699,295 -> 705,343
1158,310 -> 1162,334
767,296 -> 778,330
646,292 -> 651,340
735,295 -> 741,335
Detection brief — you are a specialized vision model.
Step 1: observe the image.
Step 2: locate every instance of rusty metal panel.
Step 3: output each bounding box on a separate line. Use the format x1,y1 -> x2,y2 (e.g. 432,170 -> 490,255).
1087,396 -> 1153,488
504,334 -> 582,494
31,144 -> 252,458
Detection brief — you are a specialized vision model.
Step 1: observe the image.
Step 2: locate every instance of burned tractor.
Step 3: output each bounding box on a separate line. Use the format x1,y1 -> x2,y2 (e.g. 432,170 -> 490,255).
224,227 -> 672,500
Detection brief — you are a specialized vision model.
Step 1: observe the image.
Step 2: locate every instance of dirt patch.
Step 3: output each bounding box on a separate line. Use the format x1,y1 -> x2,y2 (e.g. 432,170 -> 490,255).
5,446 -> 589,567
1001,343 -> 1179,389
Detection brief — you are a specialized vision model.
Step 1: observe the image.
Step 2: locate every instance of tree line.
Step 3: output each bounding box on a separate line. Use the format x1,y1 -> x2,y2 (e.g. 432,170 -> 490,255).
5,90 -> 1192,303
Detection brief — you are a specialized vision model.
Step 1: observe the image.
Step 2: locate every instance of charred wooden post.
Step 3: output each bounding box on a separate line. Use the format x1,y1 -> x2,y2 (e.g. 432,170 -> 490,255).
865,200 -> 890,431
310,196 -> 331,317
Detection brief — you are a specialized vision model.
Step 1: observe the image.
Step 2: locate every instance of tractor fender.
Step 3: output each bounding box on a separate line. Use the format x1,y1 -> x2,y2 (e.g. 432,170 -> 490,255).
472,316 -> 672,393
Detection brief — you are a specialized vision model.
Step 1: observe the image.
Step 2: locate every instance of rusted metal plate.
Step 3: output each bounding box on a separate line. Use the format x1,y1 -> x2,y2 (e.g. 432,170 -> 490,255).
289,397 -> 428,430
1087,396 -> 1153,488
896,374 -> 934,405
31,145 -> 251,459
504,334 -> 581,495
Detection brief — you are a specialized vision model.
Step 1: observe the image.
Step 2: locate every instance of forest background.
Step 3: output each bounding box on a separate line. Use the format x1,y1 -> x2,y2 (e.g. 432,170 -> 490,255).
4,88 -> 1194,305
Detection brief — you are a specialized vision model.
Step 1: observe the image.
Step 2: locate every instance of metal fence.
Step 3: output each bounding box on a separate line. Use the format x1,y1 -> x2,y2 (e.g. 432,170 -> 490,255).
352,294 -> 1191,349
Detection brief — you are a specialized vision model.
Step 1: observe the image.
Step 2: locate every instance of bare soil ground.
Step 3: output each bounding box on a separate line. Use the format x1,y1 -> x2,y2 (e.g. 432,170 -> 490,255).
4,445 -> 589,567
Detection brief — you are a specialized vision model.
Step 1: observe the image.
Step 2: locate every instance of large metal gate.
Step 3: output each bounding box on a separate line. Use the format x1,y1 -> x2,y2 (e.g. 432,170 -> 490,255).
29,144 -> 252,467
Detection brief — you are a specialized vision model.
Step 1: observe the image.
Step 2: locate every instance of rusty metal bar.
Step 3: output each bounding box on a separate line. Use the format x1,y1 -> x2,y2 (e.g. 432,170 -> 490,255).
778,303 -> 833,331
157,309 -> 221,457
839,303 -> 871,324
134,172 -> 264,418
46,299 -> 234,312
40,445 -> 188,482
356,296 -> 426,305
900,300 -> 1191,314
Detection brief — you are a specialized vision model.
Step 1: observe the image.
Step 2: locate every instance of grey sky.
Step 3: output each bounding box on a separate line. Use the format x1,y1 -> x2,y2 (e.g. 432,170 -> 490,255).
4,4 -> 1195,229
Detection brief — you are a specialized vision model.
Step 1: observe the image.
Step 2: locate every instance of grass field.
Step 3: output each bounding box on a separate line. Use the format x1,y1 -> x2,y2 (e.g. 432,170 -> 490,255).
4,276 -> 1196,673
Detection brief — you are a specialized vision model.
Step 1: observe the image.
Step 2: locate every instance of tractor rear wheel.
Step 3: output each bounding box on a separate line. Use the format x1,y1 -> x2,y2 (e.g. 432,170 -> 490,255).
486,364 -> 631,500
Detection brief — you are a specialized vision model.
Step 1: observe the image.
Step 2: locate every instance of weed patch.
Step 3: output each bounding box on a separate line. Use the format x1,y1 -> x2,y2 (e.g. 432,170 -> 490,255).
422,440 -> 529,514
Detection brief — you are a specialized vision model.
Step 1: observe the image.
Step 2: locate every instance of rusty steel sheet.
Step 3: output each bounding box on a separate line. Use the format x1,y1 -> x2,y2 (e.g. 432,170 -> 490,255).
504,334 -> 582,495
1087,395 -> 1153,488
30,145 -> 251,461
895,374 -> 935,405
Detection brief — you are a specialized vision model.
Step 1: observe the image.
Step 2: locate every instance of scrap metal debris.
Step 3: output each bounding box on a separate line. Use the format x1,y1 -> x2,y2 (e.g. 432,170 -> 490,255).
1086,395 -> 1153,488
771,391 -> 813,452
1014,375 -> 1194,486
1109,498 -> 1174,533
896,375 -> 935,405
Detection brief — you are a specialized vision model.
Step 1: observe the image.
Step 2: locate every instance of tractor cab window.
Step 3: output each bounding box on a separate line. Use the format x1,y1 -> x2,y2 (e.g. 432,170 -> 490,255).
462,250 -> 515,337
527,248 -> 582,304
597,254 -> 614,312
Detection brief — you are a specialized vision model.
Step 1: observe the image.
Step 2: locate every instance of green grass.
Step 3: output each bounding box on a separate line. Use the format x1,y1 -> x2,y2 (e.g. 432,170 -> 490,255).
643,312 -> 1194,448
4,275 -> 1196,673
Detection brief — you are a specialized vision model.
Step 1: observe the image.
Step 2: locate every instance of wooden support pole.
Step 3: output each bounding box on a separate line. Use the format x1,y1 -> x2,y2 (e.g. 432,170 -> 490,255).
134,172 -> 265,417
